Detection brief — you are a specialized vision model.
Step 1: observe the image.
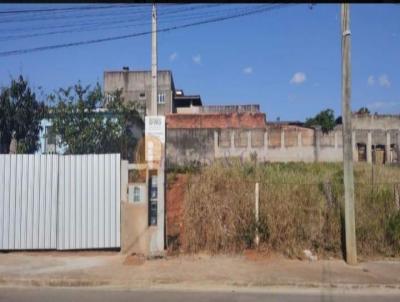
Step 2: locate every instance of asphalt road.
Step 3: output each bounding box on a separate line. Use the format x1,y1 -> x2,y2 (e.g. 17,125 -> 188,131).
0,287 -> 400,302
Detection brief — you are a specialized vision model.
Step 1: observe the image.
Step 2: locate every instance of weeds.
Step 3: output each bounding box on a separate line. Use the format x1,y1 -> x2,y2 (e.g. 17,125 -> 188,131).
180,160 -> 400,258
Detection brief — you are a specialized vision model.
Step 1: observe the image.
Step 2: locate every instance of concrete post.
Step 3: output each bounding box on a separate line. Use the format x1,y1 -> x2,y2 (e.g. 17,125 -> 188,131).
352,131 -> 357,162
157,165 -> 165,252
385,131 -> 391,164
341,3 -> 357,265
367,131 -> 372,164
214,130 -> 219,159
397,131 -> 400,164
247,130 -> 252,149
254,182 -> 260,248
151,4 -> 158,116
280,129 -> 285,149
315,126 -> 321,162
334,131 -> 338,149
297,132 -> 302,147
231,130 -> 235,151
264,131 -> 268,151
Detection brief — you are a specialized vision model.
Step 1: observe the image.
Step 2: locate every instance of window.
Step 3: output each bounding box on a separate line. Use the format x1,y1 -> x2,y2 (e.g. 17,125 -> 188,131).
133,186 -> 141,202
46,126 -> 56,145
157,92 -> 165,104
128,185 -> 142,203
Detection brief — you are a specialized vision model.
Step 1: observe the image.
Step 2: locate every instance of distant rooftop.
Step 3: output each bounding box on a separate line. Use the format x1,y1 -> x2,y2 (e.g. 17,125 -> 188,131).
174,95 -> 202,107
200,104 -> 260,114
104,69 -> 172,74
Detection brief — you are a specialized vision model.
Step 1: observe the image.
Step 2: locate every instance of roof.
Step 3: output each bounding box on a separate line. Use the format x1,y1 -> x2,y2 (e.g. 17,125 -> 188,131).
166,112 -> 267,129
173,95 -> 202,106
174,95 -> 201,100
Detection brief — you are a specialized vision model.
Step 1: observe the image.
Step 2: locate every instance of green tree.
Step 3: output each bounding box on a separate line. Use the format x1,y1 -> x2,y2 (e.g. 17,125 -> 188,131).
356,107 -> 370,115
304,109 -> 336,133
49,82 -> 144,162
0,75 -> 45,153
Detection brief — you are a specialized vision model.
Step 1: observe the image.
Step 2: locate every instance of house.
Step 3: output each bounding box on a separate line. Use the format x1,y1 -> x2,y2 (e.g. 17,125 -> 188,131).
103,68 -> 203,116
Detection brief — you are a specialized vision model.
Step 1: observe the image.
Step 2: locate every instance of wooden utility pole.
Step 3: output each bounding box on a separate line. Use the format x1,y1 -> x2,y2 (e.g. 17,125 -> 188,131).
341,3 -> 357,265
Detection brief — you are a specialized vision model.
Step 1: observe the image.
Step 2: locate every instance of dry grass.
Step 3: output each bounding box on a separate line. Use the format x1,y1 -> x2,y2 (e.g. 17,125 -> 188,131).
180,160 -> 400,258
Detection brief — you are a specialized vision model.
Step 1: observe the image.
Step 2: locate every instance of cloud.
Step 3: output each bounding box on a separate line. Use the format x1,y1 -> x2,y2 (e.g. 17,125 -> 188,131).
243,66 -> 253,75
290,72 -> 306,84
192,54 -> 201,65
378,74 -> 391,88
367,75 -> 375,86
169,52 -> 178,62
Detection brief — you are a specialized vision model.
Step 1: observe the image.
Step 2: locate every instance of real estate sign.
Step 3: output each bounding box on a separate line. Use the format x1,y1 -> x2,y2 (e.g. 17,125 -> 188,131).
145,116 -> 165,169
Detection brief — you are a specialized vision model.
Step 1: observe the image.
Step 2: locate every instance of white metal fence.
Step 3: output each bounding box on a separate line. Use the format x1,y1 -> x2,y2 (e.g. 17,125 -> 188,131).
0,154 -> 121,250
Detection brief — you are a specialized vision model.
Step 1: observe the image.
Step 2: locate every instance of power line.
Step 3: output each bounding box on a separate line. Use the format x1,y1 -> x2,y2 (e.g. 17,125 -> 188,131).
0,4 -> 218,32
0,5 -> 150,24
0,4 -> 138,15
0,4 -> 293,57
0,5 -> 259,42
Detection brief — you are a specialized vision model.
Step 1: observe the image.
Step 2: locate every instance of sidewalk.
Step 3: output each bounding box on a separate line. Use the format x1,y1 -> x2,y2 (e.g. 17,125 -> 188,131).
0,251 -> 400,291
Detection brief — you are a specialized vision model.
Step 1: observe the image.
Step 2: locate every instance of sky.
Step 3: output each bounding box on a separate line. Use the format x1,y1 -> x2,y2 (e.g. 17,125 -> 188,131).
0,3 -> 399,122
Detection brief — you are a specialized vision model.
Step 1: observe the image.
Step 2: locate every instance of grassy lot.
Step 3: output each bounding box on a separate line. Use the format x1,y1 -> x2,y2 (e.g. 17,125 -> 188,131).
176,160 -> 400,258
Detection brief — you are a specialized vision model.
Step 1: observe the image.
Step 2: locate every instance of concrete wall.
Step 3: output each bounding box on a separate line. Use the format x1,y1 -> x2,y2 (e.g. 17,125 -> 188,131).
166,129 -> 215,168
166,127 -> 400,166
352,114 -> 400,130
104,70 -> 174,116
176,106 -> 201,114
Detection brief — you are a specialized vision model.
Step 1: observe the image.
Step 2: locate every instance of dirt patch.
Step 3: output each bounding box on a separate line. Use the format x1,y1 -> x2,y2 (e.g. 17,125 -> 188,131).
123,253 -> 146,266
166,173 -> 189,253
243,249 -> 284,262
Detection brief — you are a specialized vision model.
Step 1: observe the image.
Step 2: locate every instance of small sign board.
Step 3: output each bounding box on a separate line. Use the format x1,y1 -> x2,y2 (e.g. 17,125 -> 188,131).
145,116 -> 165,143
145,116 -> 165,168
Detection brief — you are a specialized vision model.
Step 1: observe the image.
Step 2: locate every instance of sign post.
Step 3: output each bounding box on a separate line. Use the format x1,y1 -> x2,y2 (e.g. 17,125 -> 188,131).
145,115 -> 166,254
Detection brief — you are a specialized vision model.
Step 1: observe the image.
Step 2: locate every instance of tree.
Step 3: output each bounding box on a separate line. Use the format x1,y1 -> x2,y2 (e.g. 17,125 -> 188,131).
0,76 -> 45,153
335,116 -> 342,125
304,108 -> 336,133
49,82 -> 144,162
356,107 -> 370,115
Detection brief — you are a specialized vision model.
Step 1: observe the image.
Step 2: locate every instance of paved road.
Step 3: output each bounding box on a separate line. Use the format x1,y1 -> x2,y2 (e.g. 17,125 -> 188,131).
0,287 -> 399,302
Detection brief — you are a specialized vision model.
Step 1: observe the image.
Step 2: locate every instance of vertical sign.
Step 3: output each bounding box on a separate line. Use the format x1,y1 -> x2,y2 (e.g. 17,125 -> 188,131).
145,116 -> 165,169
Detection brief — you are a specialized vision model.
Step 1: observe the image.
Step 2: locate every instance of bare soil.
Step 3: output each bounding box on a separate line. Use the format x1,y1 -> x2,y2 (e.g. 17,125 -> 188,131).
166,173 -> 188,253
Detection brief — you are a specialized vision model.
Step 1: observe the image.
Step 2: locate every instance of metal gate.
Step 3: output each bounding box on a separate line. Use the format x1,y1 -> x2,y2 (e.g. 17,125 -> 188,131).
0,154 -> 121,250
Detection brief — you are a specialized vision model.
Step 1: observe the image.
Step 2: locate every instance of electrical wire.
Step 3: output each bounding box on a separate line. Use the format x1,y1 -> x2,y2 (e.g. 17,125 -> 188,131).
0,4 -> 219,32
0,4 -> 293,57
0,4 -> 142,14
0,4 -> 261,42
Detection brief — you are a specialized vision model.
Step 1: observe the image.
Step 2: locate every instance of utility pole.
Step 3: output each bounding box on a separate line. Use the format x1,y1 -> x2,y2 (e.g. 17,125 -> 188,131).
151,2 -> 158,116
341,3 -> 357,265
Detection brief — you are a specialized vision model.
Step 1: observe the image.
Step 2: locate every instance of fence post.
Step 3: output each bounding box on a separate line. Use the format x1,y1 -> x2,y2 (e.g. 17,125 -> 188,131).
255,182 -> 260,248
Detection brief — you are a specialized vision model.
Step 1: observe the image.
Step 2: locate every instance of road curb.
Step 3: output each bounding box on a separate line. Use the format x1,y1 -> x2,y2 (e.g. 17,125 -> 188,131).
0,277 -> 110,288
1,277 -> 400,292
